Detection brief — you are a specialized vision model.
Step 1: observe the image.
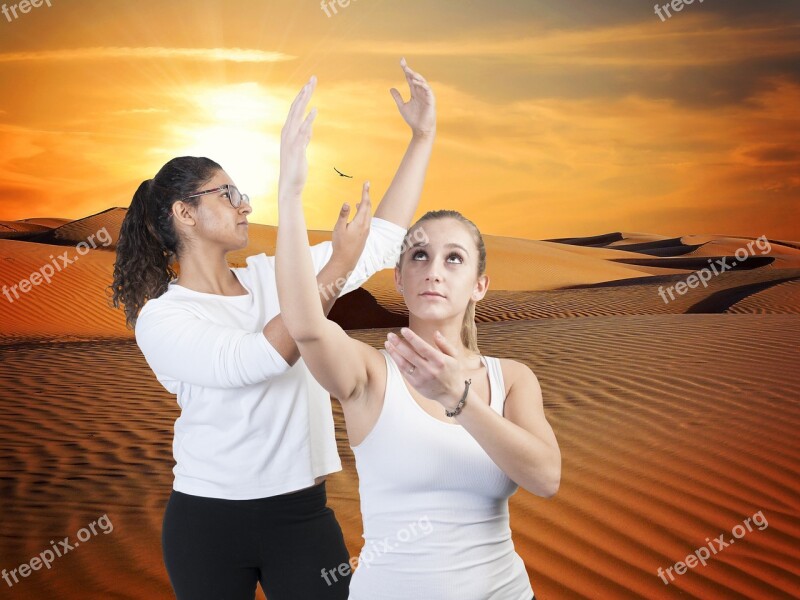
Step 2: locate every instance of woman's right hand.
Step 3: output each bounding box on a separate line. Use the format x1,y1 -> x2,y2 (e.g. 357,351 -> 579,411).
331,181 -> 372,271
278,75 -> 318,199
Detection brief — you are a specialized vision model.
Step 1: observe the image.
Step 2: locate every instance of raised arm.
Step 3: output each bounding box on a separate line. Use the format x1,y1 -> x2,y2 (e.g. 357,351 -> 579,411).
373,57 -> 436,229
263,202 -> 374,366
275,76 -> 374,402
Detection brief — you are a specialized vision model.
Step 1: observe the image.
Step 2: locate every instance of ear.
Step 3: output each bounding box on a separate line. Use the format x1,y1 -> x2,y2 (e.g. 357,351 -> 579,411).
471,273 -> 489,302
172,200 -> 198,227
393,265 -> 403,294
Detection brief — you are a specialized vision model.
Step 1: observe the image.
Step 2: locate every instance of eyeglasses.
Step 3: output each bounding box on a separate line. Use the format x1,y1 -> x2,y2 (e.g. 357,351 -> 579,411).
180,184 -> 250,209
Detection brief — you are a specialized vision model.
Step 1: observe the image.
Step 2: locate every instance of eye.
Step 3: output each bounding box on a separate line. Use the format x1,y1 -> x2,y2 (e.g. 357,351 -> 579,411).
411,249 -> 428,260
447,252 -> 464,264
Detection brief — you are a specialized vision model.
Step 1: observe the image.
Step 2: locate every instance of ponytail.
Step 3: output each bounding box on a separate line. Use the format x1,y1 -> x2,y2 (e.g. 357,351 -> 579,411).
107,156 -> 222,329
461,299 -> 479,353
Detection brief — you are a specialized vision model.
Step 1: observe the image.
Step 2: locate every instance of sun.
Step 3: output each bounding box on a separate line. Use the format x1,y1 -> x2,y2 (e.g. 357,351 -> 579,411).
163,83 -> 289,223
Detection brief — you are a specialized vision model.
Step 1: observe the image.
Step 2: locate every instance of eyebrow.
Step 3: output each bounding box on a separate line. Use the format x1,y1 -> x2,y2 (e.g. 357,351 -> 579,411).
411,241 -> 469,255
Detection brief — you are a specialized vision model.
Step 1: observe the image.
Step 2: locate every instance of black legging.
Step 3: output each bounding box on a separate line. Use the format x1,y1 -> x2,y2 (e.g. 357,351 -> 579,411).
162,481 -> 351,599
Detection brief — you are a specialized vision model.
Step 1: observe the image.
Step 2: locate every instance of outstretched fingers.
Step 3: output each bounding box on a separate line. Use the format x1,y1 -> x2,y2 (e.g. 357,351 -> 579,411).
284,76 -> 317,137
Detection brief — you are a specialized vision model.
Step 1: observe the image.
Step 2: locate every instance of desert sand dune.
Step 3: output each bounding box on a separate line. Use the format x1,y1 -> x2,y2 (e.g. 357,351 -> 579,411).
25,207 -> 125,248
1,209 -> 798,600
0,221 -> 53,236
21,217 -> 72,228
2,213 -> 800,341
1,315 -> 797,600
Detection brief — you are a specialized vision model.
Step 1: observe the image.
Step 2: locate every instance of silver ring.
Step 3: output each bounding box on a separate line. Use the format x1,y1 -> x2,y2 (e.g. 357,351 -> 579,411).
407,365 -> 416,375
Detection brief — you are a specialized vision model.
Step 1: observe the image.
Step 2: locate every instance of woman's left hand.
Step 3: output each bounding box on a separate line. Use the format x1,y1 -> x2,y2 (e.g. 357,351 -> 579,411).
331,181 -> 372,271
279,76 -> 318,199
384,327 -> 466,409
390,58 -> 436,138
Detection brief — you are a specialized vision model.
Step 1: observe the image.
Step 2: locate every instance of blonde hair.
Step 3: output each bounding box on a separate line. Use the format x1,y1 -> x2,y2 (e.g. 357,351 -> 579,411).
399,210 -> 487,352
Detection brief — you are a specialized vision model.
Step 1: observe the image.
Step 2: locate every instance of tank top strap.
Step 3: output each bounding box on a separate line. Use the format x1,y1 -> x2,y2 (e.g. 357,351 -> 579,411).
480,355 -> 507,417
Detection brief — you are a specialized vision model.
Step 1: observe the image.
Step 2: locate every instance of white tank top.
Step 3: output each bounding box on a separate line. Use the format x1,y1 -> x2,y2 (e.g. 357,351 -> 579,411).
348,349 -> 534,600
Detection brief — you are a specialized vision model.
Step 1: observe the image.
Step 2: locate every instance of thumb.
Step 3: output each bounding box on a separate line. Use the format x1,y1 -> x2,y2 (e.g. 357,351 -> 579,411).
389,88 -> 404,110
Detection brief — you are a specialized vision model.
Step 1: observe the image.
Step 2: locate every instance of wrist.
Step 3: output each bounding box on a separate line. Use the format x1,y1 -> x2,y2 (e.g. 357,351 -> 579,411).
277,181 -> 304,201
443,377 -> 472,417
412,128 -> 436,141
327,254 -> 356,274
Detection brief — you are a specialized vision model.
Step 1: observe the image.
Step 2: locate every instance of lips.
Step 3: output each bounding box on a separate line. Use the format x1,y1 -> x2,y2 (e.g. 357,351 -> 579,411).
420,291 -> 445,298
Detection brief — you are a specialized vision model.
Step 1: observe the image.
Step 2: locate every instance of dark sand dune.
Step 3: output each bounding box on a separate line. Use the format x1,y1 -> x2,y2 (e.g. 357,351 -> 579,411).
25,207 -> 125,248
544,232 -> 625,247
612,255 -> 775,271
608,237 -> 704,257
727,279 -> 800,315
0,221 -> 53,238
686,275 -> 800,313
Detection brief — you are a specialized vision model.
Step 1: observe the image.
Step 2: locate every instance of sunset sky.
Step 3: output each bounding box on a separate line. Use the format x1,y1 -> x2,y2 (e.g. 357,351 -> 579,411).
0,0 -> 798,240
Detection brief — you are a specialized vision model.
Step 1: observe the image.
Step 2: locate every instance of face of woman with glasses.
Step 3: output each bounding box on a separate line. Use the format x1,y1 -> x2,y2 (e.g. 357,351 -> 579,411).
179,169 -> 253,252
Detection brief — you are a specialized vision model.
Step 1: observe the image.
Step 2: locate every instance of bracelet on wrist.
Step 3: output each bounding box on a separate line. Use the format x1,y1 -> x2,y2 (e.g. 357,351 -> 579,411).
445,378 -> 472,418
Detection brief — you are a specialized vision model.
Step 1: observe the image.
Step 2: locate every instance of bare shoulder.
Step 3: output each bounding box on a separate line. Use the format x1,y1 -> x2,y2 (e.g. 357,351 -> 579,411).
496,358 -> 544,421
497,357 -> 540,394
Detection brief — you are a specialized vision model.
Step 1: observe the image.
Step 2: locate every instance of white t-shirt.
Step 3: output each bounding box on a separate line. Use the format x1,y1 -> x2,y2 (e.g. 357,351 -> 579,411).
135,217 -> 407,499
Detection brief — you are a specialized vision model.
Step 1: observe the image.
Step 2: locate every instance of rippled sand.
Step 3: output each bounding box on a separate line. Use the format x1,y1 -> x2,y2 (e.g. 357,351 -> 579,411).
1,212 -> 798,598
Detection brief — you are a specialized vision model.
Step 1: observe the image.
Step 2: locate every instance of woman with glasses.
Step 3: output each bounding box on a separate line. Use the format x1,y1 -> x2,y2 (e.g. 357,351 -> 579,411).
274,68 -> 560,599
109,58 -> 436,600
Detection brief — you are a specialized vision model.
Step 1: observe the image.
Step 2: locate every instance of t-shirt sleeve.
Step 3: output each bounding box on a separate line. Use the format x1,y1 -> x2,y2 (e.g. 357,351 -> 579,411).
307,216 -> 408,297
135,302 -> 291,391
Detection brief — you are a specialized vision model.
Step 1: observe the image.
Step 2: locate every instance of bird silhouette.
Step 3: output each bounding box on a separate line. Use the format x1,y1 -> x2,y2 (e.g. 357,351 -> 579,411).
334,167 -> 353,178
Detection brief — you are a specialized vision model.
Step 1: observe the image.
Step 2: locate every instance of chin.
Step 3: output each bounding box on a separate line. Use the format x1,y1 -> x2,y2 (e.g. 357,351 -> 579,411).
408,301 -> 457,319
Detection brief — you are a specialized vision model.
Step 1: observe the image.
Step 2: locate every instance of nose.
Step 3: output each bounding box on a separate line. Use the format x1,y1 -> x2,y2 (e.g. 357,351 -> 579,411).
424,263 -> 442,283
240,203 -> 253,216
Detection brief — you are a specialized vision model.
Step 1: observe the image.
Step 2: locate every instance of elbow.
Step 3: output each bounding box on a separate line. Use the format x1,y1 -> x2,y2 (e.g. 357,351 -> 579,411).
525,449 -> 561,499
284,322 -> 322,344
280,310 -> 322,343
541,468 -> 561,498
542,451 -> 562,498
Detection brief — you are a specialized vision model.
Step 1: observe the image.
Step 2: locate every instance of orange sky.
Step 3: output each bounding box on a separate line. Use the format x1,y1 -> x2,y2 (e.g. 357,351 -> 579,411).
0,0 -> 798,240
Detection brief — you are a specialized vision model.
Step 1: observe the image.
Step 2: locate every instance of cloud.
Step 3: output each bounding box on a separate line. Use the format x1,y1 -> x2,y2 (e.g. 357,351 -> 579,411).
0,47 -> 296,64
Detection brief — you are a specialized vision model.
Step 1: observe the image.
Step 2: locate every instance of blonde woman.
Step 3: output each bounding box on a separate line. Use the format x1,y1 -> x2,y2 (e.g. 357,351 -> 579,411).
275,70 -> 559,599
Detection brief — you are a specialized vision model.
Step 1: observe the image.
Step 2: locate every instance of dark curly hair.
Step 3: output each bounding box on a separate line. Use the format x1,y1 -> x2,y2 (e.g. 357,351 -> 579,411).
107,156 -> 222,329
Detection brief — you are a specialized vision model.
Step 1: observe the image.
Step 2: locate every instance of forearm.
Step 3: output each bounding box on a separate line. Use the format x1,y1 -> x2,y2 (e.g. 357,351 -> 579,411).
263,256 -> 353,365
373,132 -> 435,228
275,192 -> 334,342
455,391 -> 561,497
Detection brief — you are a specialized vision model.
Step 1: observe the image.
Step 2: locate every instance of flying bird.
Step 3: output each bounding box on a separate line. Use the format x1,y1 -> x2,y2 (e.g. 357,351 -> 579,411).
334,167 -> 353,178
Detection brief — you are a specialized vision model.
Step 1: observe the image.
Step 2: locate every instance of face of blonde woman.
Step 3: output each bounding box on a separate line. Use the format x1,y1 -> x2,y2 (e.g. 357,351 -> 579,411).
395,217 -> 487,320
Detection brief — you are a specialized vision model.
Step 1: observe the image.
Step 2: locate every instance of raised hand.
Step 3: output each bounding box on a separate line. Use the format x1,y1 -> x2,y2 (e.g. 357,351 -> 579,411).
279,75 -> 318,199
331,181 -> 373,271
389,58 -> 436,138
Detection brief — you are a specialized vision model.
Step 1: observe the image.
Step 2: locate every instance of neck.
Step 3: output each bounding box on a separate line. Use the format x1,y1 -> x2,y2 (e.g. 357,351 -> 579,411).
407,313 -> 481,369
174,245 -> 237,295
